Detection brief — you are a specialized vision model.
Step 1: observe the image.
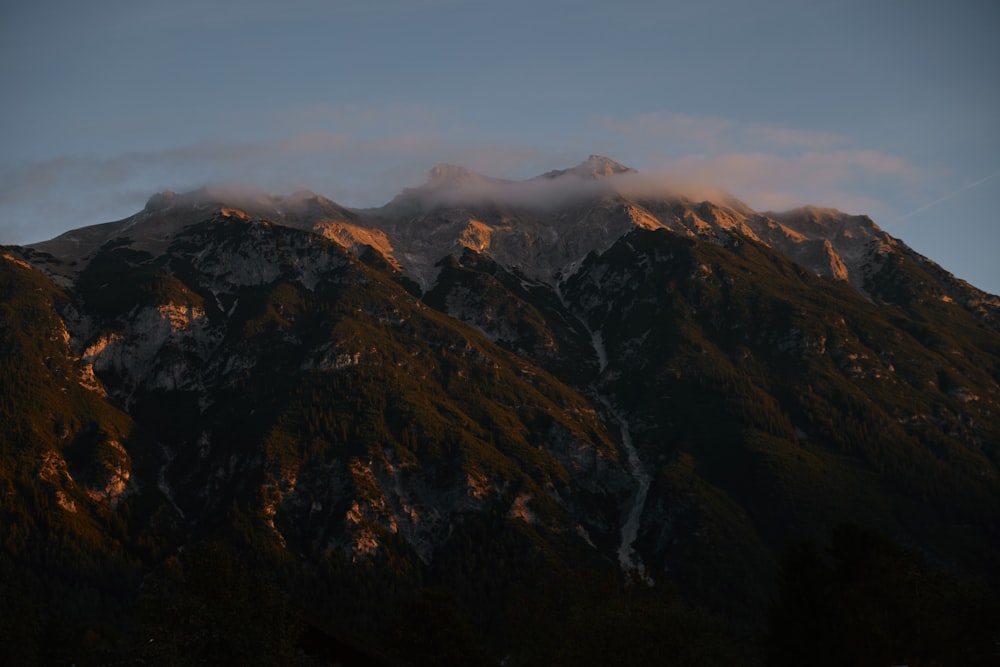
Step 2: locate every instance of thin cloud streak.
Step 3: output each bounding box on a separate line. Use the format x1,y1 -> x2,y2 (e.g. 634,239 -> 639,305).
600,112 -> 848,153
896,169 -> 1000,221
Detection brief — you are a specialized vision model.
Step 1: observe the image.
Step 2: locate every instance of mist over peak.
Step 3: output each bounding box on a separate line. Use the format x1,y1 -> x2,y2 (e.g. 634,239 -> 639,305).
141,185 -> 276,214
138,185 -> 355,225
538,155 -> 637,180
390,156 -> 686,211
767,205 -> 873,225
426,163 -> 487,185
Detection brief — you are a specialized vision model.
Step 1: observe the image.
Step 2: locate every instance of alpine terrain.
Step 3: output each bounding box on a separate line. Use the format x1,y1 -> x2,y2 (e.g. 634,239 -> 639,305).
2,156 -> 999,665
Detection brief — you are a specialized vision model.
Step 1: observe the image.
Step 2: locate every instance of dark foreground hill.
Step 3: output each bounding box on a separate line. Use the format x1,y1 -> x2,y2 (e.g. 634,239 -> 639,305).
2,158 -> 998,665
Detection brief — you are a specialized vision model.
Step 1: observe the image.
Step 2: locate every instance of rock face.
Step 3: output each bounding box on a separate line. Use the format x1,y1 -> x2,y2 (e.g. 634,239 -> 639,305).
4,157 -> 1000,663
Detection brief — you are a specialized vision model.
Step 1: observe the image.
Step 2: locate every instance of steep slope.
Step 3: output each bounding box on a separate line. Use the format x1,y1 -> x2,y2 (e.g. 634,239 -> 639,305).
10,208 -> 660,660
0,251 -> 167,663
770,206 -> 1000,326
42,213 -> 636,556
424,226 -> 1000,633
27,188 -> 388,279
562,229 -> 999,574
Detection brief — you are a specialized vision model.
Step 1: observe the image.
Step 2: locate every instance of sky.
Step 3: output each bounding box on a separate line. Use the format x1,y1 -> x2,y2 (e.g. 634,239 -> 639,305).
2,0 -> 998,293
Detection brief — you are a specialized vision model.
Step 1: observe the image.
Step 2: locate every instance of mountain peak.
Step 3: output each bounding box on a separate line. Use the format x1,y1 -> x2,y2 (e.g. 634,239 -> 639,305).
578,155 -> 636,177
143,190 -> 181,213
538,155 -> 637,181
141,186 -> 269,214
426,163 -> 485,187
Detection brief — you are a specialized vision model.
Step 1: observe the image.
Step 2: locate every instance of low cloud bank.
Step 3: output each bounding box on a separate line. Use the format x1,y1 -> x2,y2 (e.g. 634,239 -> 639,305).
0,122 -> 925,245
404,162 -> 733,211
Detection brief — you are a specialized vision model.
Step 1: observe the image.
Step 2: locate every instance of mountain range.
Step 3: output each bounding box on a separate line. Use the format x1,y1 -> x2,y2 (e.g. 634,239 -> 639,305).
2,156 -> 998,665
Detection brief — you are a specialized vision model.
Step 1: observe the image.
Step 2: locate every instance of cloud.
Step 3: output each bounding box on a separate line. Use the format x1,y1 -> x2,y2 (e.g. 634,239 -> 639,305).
0,133 -> 922,246
599,111 -> 847,154
594,111 -> 927,217
629,151 -> 920,216
0,105 -> 933,246
0,122 -> 577,244
895,169 -> 1000,221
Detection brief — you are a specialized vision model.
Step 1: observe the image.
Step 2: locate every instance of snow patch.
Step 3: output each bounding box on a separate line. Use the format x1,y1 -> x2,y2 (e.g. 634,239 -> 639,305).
508,493 -> 537,524
157,445 -> 185,520
603,397 -> 653,585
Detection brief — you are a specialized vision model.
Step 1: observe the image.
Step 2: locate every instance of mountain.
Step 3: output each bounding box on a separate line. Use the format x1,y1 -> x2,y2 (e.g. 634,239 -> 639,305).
3,157 -> 999,665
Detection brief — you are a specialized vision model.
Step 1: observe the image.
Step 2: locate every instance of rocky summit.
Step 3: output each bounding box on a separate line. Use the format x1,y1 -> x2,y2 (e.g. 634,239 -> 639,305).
3,157 -> 999,665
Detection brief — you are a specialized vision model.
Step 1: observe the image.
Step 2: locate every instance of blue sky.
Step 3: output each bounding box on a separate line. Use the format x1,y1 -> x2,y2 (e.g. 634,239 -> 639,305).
2,0 -> 998,293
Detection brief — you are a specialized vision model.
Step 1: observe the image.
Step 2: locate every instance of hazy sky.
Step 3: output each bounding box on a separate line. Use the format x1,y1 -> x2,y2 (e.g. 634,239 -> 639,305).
2,0 -> 998,293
